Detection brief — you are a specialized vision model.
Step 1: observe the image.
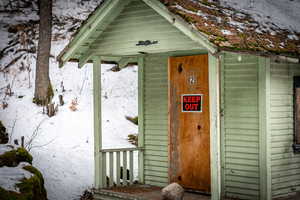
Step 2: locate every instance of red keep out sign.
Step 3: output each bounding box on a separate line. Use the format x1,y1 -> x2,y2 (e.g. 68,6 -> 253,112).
182,94 -> 203,112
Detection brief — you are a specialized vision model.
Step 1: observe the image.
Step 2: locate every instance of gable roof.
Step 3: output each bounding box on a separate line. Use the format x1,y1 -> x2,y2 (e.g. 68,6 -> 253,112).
57,0 -> 300,67
161,0 -> 300,56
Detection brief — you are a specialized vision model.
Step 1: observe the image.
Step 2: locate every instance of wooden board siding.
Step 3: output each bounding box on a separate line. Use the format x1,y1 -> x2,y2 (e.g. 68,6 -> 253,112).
221,52 -> 260,199
270,61 -> 300,199
143,55 -> 169,187
86,0 -> 203,57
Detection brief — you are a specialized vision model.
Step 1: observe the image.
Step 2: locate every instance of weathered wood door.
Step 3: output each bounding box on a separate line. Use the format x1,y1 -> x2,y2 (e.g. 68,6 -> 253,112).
168,54 -> 211,193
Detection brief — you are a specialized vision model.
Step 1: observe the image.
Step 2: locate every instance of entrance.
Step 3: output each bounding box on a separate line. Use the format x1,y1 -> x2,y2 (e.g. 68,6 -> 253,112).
168,54 -> 211,193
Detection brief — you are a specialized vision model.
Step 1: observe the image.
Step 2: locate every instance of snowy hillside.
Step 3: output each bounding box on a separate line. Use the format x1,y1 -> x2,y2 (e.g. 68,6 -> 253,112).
0,61 -> 137,200
0,0 -> 137,199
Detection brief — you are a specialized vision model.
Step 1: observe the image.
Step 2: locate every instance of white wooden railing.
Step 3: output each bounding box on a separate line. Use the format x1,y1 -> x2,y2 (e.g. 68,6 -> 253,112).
100,148 -> 140,188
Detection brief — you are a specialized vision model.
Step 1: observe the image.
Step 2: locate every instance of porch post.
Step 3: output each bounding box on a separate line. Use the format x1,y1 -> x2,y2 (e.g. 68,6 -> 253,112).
93,56 -> 103,189
209,53 -> 221,200
138,55 -> 145,183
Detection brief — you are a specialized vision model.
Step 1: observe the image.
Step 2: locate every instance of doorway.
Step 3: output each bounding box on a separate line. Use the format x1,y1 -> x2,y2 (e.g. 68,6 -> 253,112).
168,54 -> 211,193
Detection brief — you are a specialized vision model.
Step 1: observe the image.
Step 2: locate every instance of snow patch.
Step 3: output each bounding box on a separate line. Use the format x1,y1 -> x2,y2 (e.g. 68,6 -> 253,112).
0,162 -> 33,193
288,34 -> 299,41
0,145 -> 13,155
173,4 -> 207,18
220,0 -> 300,32
221,29 -> 232,35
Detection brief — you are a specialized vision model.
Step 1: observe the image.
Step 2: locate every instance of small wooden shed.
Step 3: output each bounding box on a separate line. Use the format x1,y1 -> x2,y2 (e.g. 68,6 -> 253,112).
58,0 -> 300,199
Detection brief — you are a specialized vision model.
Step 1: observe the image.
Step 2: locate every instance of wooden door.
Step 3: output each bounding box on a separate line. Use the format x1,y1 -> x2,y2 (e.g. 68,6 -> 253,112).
168,54 -> 211,193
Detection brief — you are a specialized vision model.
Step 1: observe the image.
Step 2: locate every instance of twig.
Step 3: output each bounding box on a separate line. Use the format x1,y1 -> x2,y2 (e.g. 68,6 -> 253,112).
3,74 -> 17,102
10,74 -> 17,92
0,41 -> 18,59
25,118 -> 47,151
79,67 -> 88,96
1,54 -> 24,71
30,137 -> 56,150
9,116 -> 17,143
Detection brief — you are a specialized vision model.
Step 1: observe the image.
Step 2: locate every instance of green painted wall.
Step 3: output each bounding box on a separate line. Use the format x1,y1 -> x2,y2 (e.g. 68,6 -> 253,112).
270,60 -> 300,199
143,55 -> 169,187
221,52 -> 260,200
89,0 -> 204,56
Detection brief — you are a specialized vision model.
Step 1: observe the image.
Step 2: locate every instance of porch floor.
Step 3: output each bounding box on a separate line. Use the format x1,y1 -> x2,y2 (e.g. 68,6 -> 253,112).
94,184 -> 211,200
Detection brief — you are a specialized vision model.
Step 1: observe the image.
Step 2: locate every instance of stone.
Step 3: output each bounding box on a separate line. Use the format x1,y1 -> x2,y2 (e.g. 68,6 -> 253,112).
0,147 -> 47,200
162,182 -> 184,200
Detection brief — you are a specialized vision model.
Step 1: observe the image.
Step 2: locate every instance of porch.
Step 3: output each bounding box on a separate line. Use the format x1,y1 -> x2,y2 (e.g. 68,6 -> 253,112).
93,184 -> 211,200
94,147 -> 211,200
92,53 -> 220,198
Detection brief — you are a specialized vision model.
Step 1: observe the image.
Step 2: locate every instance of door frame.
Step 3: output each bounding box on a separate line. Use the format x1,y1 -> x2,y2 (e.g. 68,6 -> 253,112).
167,53 -> 221,200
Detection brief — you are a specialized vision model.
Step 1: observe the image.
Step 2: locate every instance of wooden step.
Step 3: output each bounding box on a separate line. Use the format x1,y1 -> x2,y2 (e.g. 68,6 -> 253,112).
94,189 -> 146,200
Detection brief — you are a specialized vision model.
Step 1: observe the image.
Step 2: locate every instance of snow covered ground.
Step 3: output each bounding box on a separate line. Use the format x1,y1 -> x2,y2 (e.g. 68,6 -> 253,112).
0,59 -> 137,200
0,0 -> 137,199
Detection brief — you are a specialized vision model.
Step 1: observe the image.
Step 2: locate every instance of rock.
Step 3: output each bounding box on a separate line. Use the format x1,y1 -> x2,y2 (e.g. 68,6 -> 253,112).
0,121 -> 8,144
0,164 -> 47,200
0,146 -> 47,200
162,182 -> 184,200
0,147 -> 33,167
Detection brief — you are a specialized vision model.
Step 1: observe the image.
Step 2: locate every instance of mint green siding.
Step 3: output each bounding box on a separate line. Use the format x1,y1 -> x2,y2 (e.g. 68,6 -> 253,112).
270,60 -> 300,199
89,0 -> 204,56
143,55 -> 169,187
221,54 -> 300,200
221,52 -> 260,199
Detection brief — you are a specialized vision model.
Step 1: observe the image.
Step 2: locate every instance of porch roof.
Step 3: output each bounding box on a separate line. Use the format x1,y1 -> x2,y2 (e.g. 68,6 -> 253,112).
57,0 -> 300,68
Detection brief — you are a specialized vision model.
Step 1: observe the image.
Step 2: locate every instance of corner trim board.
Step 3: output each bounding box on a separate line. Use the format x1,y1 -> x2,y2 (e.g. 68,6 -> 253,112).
258,56 -> 271,200
209,53 -> 221,200
219,53 -> 226,198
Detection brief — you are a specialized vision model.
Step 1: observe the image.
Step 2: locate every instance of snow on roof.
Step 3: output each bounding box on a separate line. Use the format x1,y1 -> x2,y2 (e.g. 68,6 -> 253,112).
161,0 -> 300,56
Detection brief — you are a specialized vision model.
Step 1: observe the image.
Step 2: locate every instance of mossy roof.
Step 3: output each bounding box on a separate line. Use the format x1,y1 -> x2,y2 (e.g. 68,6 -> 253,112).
161,0 -> 300,56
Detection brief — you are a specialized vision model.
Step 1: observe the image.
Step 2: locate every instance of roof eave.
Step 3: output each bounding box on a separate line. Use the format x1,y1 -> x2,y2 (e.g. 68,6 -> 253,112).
57,0 -> 133,68
143,0 -> 218,55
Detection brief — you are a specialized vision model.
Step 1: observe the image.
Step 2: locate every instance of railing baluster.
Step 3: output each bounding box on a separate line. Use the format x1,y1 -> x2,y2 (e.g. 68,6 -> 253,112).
102,152 -> 107,188
109,152 -> 114,187
123,151 -> 128,186
100,148 -> 139,188
116,151 -> 121,186
129,150 -> 134,184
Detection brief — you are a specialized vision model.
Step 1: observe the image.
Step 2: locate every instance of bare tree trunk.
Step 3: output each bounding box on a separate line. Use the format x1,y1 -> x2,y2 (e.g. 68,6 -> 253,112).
34,0 -> 53,106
